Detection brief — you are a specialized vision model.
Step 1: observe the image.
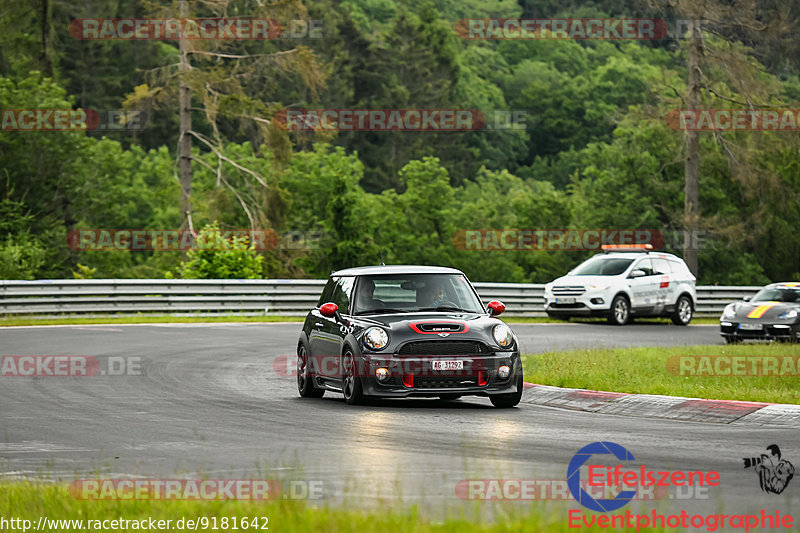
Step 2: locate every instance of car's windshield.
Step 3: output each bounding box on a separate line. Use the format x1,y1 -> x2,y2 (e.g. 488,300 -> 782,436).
352,274 -> 484,314
751,287 -> 800,303
571,257 -> 634,276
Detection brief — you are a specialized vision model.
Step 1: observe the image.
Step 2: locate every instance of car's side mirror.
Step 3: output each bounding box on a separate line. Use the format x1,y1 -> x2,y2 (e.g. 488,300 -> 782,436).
629,269 -> 646,278
743,296 -> 751,302
487,300 -> 506,317
320,302 -> 339,318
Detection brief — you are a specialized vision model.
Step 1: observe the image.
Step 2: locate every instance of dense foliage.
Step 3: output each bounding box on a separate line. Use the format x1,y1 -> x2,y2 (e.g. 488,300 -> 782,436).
1,0 -> 799,283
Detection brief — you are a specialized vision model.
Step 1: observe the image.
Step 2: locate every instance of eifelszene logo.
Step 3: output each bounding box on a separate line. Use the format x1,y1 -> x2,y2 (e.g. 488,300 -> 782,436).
744,444 -> 794,495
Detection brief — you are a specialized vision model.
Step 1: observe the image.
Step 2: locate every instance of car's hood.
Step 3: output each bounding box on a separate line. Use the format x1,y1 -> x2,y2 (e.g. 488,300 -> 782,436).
355,311 -> 497,329
729,301 -> 800,321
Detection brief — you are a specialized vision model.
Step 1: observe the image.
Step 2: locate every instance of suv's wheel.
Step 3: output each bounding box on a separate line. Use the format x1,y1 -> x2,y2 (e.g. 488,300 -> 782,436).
342,348 -> 367,405
490,374 -> 523,408
297,343 -> 324,398
671,295 -> 693,325
607,295 -> 630,325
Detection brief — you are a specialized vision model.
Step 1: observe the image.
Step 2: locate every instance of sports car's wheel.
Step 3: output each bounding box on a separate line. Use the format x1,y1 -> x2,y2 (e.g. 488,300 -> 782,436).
607,295 -> 630,325
297,343 -> 324,398
342,349 -> 367,405
723,336 -> 740,345
490,374 -> 523,408
671,296 -> 693,325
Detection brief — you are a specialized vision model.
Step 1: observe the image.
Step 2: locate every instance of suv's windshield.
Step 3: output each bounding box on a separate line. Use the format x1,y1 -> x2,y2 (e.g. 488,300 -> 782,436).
751,287 -> 800,303
352,274 -> 484,314
571,257 -> 634,276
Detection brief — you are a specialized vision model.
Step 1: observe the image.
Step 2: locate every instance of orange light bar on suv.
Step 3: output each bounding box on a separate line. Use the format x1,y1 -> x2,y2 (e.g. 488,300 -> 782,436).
601,244 -> 653,252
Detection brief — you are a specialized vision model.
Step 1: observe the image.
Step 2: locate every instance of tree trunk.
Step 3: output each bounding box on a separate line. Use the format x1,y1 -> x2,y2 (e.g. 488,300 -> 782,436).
683,20 -> 702,277
178,0 -> 193,258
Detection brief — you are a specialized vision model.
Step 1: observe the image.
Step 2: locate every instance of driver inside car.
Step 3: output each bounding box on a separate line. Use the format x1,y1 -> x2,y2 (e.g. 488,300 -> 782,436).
420,281 -> 448,307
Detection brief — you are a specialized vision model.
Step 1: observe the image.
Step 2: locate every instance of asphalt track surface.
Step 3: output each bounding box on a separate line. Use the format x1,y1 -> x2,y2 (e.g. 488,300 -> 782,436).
1,322 -> 798,523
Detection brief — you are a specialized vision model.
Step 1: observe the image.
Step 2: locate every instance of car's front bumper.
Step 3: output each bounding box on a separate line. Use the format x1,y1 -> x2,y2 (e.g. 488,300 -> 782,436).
357,352 -> 521,398
544,290 -> 613,317
720,321 -> 800,341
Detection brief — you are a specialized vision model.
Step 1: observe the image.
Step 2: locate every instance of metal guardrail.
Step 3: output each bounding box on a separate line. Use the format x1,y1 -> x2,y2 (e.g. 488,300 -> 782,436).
0,279 -> 762,318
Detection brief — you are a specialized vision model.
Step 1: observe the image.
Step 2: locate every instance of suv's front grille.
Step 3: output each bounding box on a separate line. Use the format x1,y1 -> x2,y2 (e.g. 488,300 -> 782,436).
553,286 -> 586,295
397,341 -> 491,356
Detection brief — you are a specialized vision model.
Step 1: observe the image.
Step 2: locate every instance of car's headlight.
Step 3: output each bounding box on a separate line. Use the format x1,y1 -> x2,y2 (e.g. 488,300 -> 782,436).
722,304 -> 737,319
587,284 -> 610,291
492,324 -> 513,348
362,327 -> 389,350
779,309 -> 798,320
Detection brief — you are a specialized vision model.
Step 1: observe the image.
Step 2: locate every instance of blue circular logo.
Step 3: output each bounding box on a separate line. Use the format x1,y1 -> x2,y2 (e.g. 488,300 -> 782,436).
567,441 -> 637,512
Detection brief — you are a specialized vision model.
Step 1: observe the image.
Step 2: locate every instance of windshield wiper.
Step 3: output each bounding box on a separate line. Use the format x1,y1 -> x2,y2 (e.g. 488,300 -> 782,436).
417,306 -> 471,313
355,308 -> 406,315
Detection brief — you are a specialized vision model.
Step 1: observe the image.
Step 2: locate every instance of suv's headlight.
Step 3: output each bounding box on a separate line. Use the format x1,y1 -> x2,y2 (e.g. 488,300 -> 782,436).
492,324 -> 513,348
779,309 -> 798,320
587,284 -> 610,291
722,304 -> 737,319
362,327 -> 389,350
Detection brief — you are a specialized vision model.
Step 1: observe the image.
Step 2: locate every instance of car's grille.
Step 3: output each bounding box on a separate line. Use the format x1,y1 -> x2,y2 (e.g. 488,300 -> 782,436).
415,376 -> 479,388
397,341 -> 491,356
552,286 -> 585,295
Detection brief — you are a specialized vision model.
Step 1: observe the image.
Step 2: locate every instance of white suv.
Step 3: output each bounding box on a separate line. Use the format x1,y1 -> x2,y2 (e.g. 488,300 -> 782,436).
543,245 -> 697,325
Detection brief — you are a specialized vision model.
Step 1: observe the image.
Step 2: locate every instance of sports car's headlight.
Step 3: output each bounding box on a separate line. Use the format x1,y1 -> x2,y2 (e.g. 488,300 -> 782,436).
492,324 -> 513,348
779,309 -> 798,320
362,327 -> 389,350
722,304 -> 737,319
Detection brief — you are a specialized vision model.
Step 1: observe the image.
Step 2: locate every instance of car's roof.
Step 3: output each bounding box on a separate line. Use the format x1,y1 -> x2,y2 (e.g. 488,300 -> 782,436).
331,265 -> 465,277
768,282 -> 800,288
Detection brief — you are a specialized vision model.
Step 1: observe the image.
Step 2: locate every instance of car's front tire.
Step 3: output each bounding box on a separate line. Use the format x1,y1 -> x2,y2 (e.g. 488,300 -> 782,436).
671,295 -> 693,325
490,374 -> 523,408
723,335 -> 740,344
297,343 -> 324,398
607,295 -> 630,325
342,348 -> 368,405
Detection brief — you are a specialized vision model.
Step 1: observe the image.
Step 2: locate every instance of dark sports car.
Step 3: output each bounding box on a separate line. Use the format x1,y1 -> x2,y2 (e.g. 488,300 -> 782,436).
720,282 -> 800,343
296,265 -> 523,407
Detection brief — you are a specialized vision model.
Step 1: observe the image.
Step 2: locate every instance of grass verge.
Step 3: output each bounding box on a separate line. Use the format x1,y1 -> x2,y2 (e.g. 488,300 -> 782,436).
0,481 -> 675,533
522,343 -> 800,404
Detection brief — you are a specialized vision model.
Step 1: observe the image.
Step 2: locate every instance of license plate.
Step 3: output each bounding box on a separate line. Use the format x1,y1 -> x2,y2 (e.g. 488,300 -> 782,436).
556,297 -> 576,304
432,360 -> 464,371
739,323 -> 762,331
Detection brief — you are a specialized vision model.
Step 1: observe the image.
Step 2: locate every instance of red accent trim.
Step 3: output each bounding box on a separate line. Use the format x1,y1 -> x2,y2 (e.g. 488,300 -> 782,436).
478,371 -> 488,386
408,320 -> 469,334
659,276 -> 670,289
319,302 -> 338,318
402,374 -> 414,388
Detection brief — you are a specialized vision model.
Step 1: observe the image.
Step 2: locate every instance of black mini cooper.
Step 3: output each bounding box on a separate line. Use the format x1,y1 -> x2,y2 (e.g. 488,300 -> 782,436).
296,265 -> 523,407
